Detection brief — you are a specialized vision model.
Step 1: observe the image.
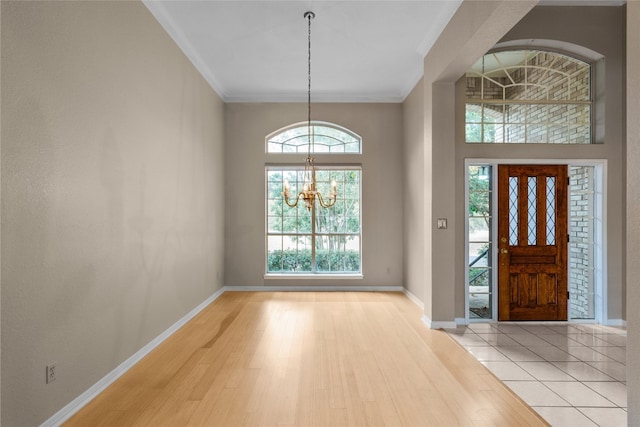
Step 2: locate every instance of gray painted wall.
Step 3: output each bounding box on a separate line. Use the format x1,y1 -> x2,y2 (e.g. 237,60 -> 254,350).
402,80 -> 424,302
403,0 -> 537,324
1,2 -> 225,425
224,103 -> 403,288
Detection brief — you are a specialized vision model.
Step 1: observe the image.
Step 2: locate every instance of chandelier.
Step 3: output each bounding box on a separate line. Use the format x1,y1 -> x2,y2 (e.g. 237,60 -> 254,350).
282,11 -> 337,211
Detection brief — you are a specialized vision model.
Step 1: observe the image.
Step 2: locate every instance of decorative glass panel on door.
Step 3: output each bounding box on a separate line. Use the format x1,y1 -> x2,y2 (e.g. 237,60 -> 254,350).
528,177 -> 537,245
546,177 -> 556,245
509,177 -> 518,245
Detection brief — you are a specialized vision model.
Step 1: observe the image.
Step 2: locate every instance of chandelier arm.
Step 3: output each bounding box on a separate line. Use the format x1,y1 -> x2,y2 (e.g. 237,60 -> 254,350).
316,192 -> 337,208
283,191 -> 305,208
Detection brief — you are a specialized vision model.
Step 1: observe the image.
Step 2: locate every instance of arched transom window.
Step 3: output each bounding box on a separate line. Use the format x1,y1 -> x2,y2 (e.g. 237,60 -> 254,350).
466,50 -> 592,144
266,122 -> 361,153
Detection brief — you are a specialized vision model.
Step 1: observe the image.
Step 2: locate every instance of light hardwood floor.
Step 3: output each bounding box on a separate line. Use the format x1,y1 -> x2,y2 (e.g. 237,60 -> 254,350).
65,292 -> 549,426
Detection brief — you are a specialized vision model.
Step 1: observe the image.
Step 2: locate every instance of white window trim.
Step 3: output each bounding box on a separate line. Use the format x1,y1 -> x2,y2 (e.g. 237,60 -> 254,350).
264,165 -> 363,276
465,49 -> 594,144
464,158 -> 607,325
264,274 -> 364,280
265,121 -> 362,154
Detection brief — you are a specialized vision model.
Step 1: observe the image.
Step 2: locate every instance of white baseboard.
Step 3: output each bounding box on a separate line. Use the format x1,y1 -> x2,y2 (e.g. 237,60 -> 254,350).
421,315 -> 457,330
431,320 -> 458,329
604,318 -> 626,328
455,317 -> 468,326
224,285 -> 404,292
40,287 -> 226,427
402,288 -> 424,310
403,292 -> 463,327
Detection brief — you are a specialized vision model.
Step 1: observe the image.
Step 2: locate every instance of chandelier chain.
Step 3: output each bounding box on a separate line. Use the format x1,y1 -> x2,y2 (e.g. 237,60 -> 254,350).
307,11 -> 313,156
281,11 -> 336,211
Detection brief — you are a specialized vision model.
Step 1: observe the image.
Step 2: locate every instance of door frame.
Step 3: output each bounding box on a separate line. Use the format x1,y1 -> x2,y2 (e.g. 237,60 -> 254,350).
464,158 -> 607,324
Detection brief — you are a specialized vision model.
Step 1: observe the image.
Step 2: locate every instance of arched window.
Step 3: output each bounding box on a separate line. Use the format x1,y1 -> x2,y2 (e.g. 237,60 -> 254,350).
265,122 -> 362,276
466,50 -> 592,144
266,122 -> 361,153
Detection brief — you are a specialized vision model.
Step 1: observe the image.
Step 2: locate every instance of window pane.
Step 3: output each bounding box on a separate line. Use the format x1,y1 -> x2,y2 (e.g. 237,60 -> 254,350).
268,216 -> 281,233
505,104 -> 526,124
315,235 -> 360,273
267,236 -> 284,272
484,123 -> 503,143
466,123 -> 482,143
567,105 -> 591,126
570,66 -> 591,101
266,248 -> 312,272
505,124 -> 525,143
483,77 -> 503,99
549,77 -> 570,100
570,125 -> 591,144
466,104 -> 483,123
468,166 -> 491,190
527,125 -> 547,144
344,142 -> 360,153
469,217 -> 490,241
469,267 -> 490,287
469,291 -> 491,319
469,243 -> 490,266
549,125 -> 569,144
527,104 -> 547,123
466,76 -> 482,99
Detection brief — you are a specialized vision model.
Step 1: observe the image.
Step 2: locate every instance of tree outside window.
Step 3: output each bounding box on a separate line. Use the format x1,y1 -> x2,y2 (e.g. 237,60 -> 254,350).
265,122 -> 362,275
266,168 -> 361,274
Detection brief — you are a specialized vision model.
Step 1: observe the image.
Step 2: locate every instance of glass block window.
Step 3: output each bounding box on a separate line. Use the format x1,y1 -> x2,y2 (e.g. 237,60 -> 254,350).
266,122 -> 361,153
466,50 -> 592,144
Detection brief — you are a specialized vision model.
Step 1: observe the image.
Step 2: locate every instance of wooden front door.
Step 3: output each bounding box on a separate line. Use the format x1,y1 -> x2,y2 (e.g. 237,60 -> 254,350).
497,165 -> 568,321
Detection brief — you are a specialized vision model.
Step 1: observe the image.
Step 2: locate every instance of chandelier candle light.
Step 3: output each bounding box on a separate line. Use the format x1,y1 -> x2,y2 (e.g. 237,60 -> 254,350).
282,11 -> 337,211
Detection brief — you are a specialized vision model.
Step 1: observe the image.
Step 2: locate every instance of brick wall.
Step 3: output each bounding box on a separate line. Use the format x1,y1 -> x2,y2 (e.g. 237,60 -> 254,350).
569,166 -> 595,319
466,50 -> 591,143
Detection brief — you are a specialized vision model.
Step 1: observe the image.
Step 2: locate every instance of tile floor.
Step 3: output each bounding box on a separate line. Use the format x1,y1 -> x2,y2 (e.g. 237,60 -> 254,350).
445,323 -> 627,427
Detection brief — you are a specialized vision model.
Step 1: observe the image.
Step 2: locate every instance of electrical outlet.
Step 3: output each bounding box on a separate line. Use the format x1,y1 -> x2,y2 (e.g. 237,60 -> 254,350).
46,363 -> 56,384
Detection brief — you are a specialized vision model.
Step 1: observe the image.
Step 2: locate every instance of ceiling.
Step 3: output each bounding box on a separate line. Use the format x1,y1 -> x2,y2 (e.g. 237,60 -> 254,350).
143,1 -> 625,103
143,1 -> 462,103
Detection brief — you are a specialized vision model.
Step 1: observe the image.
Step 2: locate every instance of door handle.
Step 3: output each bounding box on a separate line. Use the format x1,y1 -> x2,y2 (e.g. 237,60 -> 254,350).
500,248 -> 509,254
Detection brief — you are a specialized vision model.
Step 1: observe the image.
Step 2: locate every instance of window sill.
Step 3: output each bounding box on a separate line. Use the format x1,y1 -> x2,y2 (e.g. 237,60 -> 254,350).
264,274 -> 364,280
